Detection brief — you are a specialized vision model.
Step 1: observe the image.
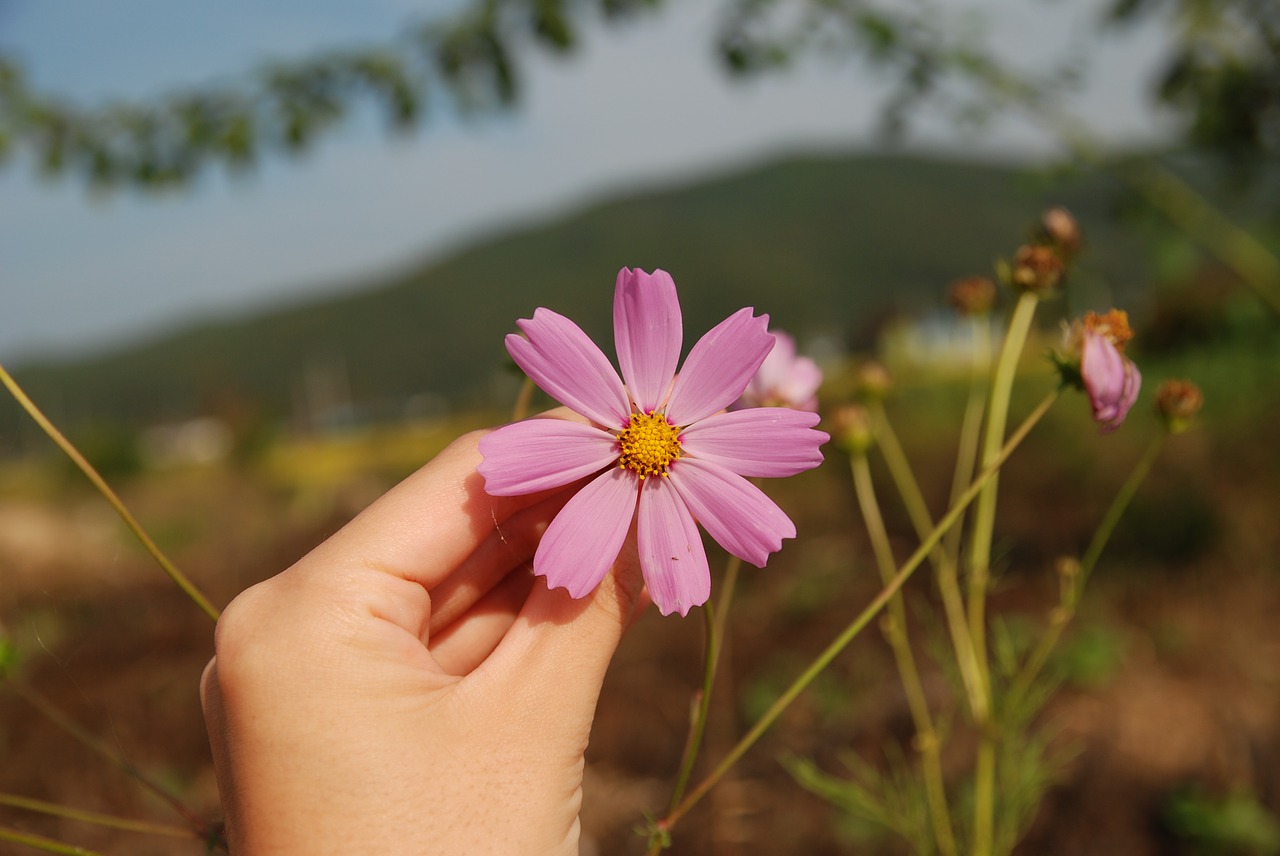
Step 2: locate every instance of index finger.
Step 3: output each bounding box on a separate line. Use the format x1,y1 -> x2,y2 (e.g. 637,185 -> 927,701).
304,409 -> 588,591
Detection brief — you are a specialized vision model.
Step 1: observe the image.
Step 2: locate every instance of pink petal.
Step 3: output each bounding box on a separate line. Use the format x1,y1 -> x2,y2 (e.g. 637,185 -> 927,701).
637,477 -> 710,617
477,420 -> 619,495
775,357 -> 823,413
669,457 -> 796,568
534,467 -> 638,598
507,308 -> 631,429
666,309 -> 774,425
680,408 -> 828,477
613,268 -> 682,413
750,331 -> 797,396
1082,330 -> 1141,432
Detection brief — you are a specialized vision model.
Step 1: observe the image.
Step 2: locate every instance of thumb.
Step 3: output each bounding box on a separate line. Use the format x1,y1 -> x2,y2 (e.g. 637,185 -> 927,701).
472,536 -> 646,732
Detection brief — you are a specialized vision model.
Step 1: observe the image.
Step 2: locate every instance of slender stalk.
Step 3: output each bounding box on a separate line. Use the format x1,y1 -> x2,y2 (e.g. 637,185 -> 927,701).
851,454 -> 957,856
1008,434 -> 1166,705
1077,435 -> 1166,590
967,292 -> 1039,695
966,290 -> 1039,856
0,826 -> 105,856
944,315 -> 993,564
0,793 -> 194,839
0,363 -> 220,623
663,556 -> 742,815
870,402 -> 986,720
657,391 -> 1059,836
1121,161 -> 1280,320
511,375 -> 535,422
7,681 -> 217,840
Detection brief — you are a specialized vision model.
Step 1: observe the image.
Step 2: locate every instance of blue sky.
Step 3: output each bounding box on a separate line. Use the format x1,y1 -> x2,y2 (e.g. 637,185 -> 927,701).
0,0 -> 1176,363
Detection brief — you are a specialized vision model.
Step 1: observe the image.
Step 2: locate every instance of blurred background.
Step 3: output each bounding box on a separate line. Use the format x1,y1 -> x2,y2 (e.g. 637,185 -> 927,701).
1,1 -> 1278,853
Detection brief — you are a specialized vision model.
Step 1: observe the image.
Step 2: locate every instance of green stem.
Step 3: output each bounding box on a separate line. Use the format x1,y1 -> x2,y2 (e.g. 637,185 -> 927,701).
511,375 -> 535,422
0,363 -> 220,623
0,793 -> 194,839
944,315 -> 993,565
967,290 -> 1038,856
663,556 -> 742,816
1121,161 -> 1280,320
870,401 -> 986,721
851,455 -> 957,856
1007,434 -> 1167,706
6,681 -> 218,840
0,825 -> 106,856
1078,434 -> 1166,590
967,291 -> 1040,699
657,391 -> 1059,835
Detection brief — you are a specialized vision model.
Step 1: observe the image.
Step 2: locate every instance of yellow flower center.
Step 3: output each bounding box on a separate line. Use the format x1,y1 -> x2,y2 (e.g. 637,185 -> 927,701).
1084,309 -> 1134,352
617,411 -> 682,480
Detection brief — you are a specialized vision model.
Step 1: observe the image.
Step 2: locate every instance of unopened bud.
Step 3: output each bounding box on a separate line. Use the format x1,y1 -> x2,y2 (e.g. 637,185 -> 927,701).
832,404 -> 874,456
1039,207 -> 1082,259
1155,379 -> 1203,434
948,276 -> 997,316
854,361 -> 892,401
1009,244 -> 1065,295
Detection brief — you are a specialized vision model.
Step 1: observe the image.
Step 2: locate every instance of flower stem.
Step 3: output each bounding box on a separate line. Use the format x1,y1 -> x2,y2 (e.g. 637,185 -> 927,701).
0,793 -> 195,839
966,290 -> 1039,856
1007,433 -> 1167,706
0,363 -> 220,623
851,454 -> 957,856
870,402 -> 986,721
1121,160 -> 1280,320
511,375 -> 535,422
649,555 -> 740,855
967,292 -> 1039,698
0,825 -> 105,856
945,316 -> 993,564
657,390 -> 1059,836
6,680 -> 220,843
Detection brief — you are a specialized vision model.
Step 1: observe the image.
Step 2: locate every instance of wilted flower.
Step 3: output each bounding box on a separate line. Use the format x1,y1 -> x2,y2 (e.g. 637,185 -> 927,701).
831,404 -> 874,456
948,276 -> 997,316
736,331 -> 822,412
1057,309 -> 1142,433
1155,379 -> 1203,434
478,268 -> 828,616
1009,244 -> 1066,295
1038,207 -> 1082,260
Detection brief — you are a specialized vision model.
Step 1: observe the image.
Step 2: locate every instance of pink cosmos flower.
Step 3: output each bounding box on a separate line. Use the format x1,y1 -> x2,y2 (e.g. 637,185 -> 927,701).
477,268 -> 828,616
1081,328 -> 1141,433
735,331 -> 822,412
1058,309 -> 1142,434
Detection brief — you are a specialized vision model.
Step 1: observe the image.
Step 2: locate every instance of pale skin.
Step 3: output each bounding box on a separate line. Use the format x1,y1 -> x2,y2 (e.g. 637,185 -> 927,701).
201,425 -> 646,855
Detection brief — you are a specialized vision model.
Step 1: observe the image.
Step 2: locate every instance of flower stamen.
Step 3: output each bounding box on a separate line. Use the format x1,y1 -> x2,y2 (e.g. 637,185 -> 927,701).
618,411 -> 682,479
1083,309 -> 1134,352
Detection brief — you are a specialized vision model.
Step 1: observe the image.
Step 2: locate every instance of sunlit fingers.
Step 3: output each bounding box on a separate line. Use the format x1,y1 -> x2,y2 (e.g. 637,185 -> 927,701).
428,569 -> 535,676
426,488 -> 570,637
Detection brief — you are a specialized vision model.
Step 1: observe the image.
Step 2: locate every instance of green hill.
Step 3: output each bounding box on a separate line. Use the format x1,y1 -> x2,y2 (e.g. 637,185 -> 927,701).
9,151 -> 1147,431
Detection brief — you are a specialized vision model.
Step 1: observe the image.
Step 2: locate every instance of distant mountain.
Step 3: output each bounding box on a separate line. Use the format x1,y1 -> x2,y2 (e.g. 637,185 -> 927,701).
9,151 -> 1148,431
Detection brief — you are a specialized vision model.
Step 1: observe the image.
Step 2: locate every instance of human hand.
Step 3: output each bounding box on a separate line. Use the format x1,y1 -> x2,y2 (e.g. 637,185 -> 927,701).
201,425 -> 646,855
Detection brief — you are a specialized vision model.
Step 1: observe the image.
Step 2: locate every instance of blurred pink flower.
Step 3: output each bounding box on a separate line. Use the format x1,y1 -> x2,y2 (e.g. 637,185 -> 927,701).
1059,309 -> 1141,434
736,331 -> 822,412
478,268 -> 828,616
1081,328 -> 1141,433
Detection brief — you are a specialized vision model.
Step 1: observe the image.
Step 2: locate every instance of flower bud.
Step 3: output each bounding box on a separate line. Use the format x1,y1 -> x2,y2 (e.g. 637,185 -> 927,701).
853,361 -> 892,402
1009,244 -> 1065,295
831,404 -> 874,456
1154,379 -> 1203,434
1056,309 -> 1142,433
948,276 -> 997,316
1038,207 -> 1082,259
